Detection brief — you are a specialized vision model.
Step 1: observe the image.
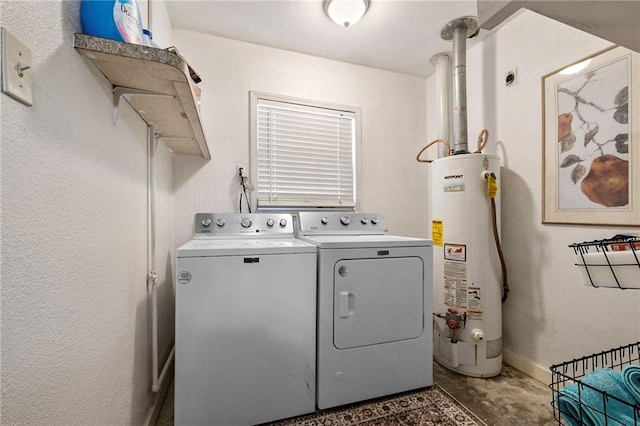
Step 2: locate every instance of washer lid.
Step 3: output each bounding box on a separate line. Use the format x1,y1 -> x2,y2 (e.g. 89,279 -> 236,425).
177,238 -> 316,257
297,234 -> 432,249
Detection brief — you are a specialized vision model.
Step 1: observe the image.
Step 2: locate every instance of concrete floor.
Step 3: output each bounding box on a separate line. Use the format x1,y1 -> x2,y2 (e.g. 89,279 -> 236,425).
433,361 -> 555,425
157,361 -> 555,425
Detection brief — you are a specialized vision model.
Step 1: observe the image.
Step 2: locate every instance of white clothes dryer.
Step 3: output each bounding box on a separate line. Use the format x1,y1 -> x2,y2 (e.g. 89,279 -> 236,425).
175,213 -> 316,426
296,212 -> 433,409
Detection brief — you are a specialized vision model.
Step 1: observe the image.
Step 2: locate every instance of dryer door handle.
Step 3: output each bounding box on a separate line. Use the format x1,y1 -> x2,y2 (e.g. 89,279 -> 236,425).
339,291 -> 354,318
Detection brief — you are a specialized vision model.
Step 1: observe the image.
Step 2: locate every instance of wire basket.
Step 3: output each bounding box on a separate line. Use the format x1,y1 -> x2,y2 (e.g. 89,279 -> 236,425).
570,235 -> 640,289
550,342 -> 640,425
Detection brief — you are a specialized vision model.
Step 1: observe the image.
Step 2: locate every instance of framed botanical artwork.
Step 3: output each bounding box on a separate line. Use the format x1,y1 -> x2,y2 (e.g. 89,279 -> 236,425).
542,46 -> 640,226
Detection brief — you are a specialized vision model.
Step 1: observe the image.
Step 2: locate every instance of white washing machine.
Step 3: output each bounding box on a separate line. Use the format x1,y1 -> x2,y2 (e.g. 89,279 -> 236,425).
175,213 -> 316,426
296,212 -> 433,409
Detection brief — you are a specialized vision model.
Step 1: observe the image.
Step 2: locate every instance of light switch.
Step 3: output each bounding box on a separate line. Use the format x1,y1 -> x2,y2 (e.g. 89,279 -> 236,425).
1,27 -> 33,106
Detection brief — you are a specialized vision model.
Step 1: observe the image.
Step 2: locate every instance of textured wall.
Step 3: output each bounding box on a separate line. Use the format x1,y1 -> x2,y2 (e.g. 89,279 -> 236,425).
1,1 -> 174,424
427,10 -> 640,373
170,29 -> 429,247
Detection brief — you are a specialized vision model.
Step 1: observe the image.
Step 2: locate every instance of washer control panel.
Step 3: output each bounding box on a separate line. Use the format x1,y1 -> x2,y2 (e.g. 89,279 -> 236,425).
297,212 -> 387,235
194,213 -> 293,237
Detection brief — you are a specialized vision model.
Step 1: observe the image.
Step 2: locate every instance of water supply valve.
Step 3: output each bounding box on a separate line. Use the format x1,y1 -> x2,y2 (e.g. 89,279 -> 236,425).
481,170 -> 498,199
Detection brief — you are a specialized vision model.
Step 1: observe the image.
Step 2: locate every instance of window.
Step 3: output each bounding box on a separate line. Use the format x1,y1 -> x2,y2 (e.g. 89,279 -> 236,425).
250,92 -> 360,210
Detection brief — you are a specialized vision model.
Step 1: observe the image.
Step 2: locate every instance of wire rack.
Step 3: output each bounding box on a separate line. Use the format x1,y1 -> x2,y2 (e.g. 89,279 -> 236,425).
550,342 -> 640,425
570,235 -> 640,289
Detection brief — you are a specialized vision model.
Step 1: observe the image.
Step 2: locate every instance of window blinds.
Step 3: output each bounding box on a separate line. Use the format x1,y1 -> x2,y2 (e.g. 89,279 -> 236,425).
256,98 -> 356,209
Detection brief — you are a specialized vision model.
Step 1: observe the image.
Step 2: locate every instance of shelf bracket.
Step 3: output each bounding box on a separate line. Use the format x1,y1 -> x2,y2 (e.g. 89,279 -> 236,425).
112,86 -> 175,124
155,135 -> 194,142
156,135 -> 195,154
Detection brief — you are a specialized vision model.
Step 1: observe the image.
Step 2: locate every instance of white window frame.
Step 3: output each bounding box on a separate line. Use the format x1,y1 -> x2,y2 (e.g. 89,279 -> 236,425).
249,91 -> 361,211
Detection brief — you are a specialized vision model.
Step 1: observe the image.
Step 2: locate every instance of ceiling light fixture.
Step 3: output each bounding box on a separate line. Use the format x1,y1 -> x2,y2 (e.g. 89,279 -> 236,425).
324,0 -> 370,28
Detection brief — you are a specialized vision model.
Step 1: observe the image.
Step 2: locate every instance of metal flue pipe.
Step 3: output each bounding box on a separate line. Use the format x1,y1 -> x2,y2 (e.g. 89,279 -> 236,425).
429,51 -> 452,158
440,16 -> 478,155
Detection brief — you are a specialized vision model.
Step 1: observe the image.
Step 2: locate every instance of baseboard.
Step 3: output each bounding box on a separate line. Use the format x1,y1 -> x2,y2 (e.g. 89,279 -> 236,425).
144,363 -> 174,426
503,349 -> 552,385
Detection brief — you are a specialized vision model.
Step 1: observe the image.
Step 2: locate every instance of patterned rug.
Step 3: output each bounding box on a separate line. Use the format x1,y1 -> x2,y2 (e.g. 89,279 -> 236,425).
266,385 -> 487,426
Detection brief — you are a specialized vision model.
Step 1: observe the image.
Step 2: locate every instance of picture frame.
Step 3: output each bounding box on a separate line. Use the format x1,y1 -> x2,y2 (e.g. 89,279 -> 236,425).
542,46 -> 640,226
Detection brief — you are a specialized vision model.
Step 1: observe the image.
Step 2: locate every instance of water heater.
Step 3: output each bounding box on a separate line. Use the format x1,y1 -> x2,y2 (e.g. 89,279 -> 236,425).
430,153 -> 502,377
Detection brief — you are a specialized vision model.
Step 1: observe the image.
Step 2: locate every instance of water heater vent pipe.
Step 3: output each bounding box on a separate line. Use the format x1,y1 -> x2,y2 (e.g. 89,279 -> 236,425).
429,51 -> 452,159
440,16 -> 478,155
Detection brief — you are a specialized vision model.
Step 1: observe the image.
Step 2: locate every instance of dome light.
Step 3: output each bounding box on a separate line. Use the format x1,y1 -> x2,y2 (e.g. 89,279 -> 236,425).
324,0 -> 370,28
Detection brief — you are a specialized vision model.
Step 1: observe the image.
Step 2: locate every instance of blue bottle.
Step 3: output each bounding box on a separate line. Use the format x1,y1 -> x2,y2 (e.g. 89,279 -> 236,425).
81,0 -> 143,45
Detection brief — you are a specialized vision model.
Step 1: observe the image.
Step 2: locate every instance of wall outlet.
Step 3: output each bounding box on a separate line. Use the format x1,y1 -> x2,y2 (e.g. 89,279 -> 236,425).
236,164 -> 248,179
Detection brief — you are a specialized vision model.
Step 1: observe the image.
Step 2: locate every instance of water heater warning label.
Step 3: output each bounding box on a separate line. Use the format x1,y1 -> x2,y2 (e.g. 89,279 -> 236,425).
444,261 -> 467,309
467,287 -> 483,318
444,243 -> 466,261
431,220 -> 443,247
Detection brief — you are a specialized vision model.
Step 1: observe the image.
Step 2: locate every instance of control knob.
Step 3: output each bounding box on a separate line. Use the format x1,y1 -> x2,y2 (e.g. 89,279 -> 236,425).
266,219 -> 275,227
241,218 -> 252,228
361,217 -> 369,225
321,217 -> 329,225
201,218 -> 212,227
371,217 -> 379,225
216,218 -> 226,227
279,218 -> 287,227
340,215 -> 350,226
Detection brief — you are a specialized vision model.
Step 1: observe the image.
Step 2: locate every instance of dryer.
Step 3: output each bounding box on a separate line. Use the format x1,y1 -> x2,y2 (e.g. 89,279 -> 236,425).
175,213 -> 316,426
296,212 -> 433,409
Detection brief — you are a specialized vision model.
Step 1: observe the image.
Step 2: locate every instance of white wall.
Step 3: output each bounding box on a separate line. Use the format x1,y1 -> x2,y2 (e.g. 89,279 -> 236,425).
170,30 -> 429,247
428,10 -> 640,375
149,0 -> 174,49
1,1 -> 174,424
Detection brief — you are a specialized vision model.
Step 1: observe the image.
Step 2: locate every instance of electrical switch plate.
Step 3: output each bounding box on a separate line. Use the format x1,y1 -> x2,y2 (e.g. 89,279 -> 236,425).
1,27 -> 33,106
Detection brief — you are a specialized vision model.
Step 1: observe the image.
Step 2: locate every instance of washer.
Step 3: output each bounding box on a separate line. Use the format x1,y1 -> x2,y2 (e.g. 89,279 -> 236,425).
296,212 -> 433,409
175,213 -> 316,426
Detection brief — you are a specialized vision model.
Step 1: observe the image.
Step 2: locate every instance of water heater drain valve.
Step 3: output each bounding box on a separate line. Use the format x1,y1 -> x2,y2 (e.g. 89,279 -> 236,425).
471,328 -> 485,342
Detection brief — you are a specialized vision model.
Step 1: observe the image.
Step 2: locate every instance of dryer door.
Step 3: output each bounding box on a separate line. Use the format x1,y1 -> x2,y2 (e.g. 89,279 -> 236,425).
333,257 -> 424,349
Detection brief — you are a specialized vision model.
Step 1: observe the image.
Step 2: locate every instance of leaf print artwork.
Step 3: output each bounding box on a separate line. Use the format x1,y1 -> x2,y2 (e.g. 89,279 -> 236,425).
558,113 -> 573,141
555,55 -> 631,209
584,125 -> 599,146
560,134 -> 576,153
571,164 -> 586,184
613,87 -> 629,124
615,133 -> 629,154
560,154 -> 582,168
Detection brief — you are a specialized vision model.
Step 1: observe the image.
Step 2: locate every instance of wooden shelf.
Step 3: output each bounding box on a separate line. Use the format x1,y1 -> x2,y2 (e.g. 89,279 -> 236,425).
74,33 -> 211,159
